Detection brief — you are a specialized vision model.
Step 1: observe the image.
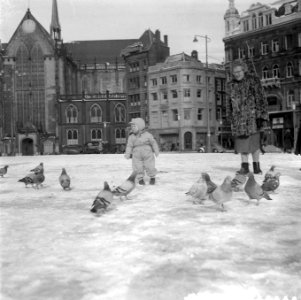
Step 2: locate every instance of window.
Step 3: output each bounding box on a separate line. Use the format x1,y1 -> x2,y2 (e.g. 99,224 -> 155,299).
183,74 -> 190,82
238,47 -> 245,59
161,91 -> 168,100
184,109 -> 191,120
91,129 -> 102,141
65,105 -> 78,123
184,89 -> 190,98
287,90 -> 295,107
243,20 -> 249,32
197,89 -> 202,98
197,108 -> 203,120
284,34 -> 293,50
172,109 -> 179,121
67,129 -> 78,145
273,65 -> 280,78
196,75 -> 202,83
129,62 -> 139,72
258,13 -> 263,28
262,66 -> 269,79
261,42 -> 269,55
161,76 -> 167,85
115,104 -> 126,122
248,46 -> 255,58
252,14 -> 257,30
286,62 -> 293,77
151,92 -> 158,101
171,90 -> 178,98
298,33 -> 301,47
151,78 -> 157,86
170,75 -> 177,83
90,104 -> 102,123
265,13 -> 272,25
115,128 -> 126,143
272,40 -> 279,52
144,76 -> 147,87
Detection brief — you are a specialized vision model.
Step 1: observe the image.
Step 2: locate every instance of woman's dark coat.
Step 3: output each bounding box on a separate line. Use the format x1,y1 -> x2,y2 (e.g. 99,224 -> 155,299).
226,73 -> 269,137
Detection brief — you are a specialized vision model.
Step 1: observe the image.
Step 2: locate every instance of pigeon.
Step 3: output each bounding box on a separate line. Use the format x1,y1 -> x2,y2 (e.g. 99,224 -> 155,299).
90,181 -> 113,213
209,176 -> 233,211
261,172 -> 281,193
202,172 -> 217,196
244,172 -> 272,205
263,165 -> 277,181
19,169 -> 45,189
185,174 -> 208,202
30,162 -> 44,174
112,171 -> 137,200
59,168 -> 71,190
231,171 -> 247,192
0,165 -> 9,177
18,173 -> 35,187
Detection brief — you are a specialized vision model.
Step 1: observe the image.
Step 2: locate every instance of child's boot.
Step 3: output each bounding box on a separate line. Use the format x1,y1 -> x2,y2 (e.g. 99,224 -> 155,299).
138,179 -> 145,185
253,162 -> 262,174
237,162 -> 249,175
149,178 -> 156,185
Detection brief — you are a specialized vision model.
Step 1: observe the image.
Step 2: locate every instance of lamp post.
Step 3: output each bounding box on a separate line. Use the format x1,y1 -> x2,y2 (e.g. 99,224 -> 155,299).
193,34 -> 211,153
292,102 -> 296,149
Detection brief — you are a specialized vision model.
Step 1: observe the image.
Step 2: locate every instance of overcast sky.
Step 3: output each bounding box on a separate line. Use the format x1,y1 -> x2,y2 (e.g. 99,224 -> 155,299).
0,0 -> 273,64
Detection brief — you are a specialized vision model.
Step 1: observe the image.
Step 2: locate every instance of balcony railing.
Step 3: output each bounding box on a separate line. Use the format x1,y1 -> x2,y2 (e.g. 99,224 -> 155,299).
59,93 -> 127,101
261,78 -> 281,88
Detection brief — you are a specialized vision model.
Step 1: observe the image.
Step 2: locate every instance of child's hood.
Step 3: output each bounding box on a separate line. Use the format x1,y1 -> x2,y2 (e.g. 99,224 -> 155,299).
130,118 -> 145,131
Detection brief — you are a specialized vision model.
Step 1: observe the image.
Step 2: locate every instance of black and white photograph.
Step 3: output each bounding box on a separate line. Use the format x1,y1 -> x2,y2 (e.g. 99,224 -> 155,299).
0,0 -> 301,299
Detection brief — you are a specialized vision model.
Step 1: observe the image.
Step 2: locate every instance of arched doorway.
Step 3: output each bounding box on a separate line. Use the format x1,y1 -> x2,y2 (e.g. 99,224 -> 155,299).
184,131 -> 192,150
22,138 -> 34,156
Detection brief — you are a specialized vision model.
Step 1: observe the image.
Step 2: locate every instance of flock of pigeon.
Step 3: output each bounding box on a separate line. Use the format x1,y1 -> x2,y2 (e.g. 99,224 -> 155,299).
0,163 -> 137,214
186,166 -> 281,211
0,163 -> 280,214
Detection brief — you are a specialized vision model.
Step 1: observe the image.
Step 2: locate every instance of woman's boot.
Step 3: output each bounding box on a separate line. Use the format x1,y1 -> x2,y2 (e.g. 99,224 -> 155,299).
237,162 -> 249,174
253,162 -> 262,174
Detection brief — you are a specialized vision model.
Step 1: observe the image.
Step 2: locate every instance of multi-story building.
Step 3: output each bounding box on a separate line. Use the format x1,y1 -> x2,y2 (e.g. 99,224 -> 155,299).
121,30 -> 170,124
0,0 -> 138,155
148,52 -> 226,151
224,0 -> 301,149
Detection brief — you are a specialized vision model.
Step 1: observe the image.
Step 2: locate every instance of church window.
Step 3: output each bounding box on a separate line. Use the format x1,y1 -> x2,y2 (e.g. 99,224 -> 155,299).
115,103 -> 126,122
66,129 -> 78,145
90,104 -> 102,123
252,14 -> 257,30
66,104 -> 78,123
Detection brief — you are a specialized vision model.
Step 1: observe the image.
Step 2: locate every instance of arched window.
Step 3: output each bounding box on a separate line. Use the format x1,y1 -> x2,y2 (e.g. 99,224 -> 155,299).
91,129 -> 102,141
287,90 -> 295,108
65,105 -> 78,123
66,129 -> 78,145
258,12 -> 263,28
262,66 -> 269,79
115,104 -> 126,122
121,129 -> 126,138
272,65 -> 280,78
90,104 -> 102,123
286,62 -> 293,77
252,14 -> 257,30
115,128 -> 121,139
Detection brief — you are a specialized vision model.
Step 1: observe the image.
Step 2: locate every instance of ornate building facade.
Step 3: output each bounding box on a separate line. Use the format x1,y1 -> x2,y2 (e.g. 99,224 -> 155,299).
223,0 -> 301,149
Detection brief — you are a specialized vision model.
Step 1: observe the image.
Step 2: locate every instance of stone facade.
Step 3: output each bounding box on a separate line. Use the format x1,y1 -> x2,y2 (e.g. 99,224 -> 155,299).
223,0 -> 301,149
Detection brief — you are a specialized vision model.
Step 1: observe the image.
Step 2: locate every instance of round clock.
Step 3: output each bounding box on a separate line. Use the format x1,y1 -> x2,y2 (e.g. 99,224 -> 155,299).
22,19 -> 36,33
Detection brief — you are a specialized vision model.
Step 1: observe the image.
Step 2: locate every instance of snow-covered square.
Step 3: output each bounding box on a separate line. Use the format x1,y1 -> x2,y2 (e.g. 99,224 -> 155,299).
1,153 -> 301,300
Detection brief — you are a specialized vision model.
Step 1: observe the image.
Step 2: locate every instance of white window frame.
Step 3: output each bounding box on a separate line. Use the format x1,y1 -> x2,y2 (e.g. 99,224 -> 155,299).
66,129 -> 78,145
91,129 -> 102,141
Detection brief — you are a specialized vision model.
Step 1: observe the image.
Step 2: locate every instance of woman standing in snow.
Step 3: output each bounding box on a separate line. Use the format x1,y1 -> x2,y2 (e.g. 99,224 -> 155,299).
226,61 -> 269,174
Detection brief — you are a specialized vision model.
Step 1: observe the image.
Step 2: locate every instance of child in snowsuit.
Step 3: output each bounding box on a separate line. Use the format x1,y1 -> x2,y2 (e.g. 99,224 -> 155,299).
125,118 -> 159,185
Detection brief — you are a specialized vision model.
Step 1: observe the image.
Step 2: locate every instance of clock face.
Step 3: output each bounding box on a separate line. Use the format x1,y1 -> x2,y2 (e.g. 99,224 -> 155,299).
22,19 -> 36,33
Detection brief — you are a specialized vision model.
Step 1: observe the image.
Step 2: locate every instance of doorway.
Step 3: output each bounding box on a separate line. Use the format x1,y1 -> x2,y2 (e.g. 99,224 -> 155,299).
184,131 -> 192,150
22,138 -> 34,156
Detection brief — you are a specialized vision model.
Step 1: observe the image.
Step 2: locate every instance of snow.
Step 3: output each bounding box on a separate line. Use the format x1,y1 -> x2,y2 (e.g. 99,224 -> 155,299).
1,152 -> 301,300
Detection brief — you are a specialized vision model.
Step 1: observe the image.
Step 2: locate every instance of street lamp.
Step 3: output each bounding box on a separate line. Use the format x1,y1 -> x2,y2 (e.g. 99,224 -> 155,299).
193,34 -> 211,153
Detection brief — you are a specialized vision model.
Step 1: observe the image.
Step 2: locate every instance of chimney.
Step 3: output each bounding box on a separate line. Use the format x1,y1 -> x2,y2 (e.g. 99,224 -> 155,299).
155,29 -> 161,41
191,50 -> 198,61
284,3 -> 292,14
164,35 -> 168,46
